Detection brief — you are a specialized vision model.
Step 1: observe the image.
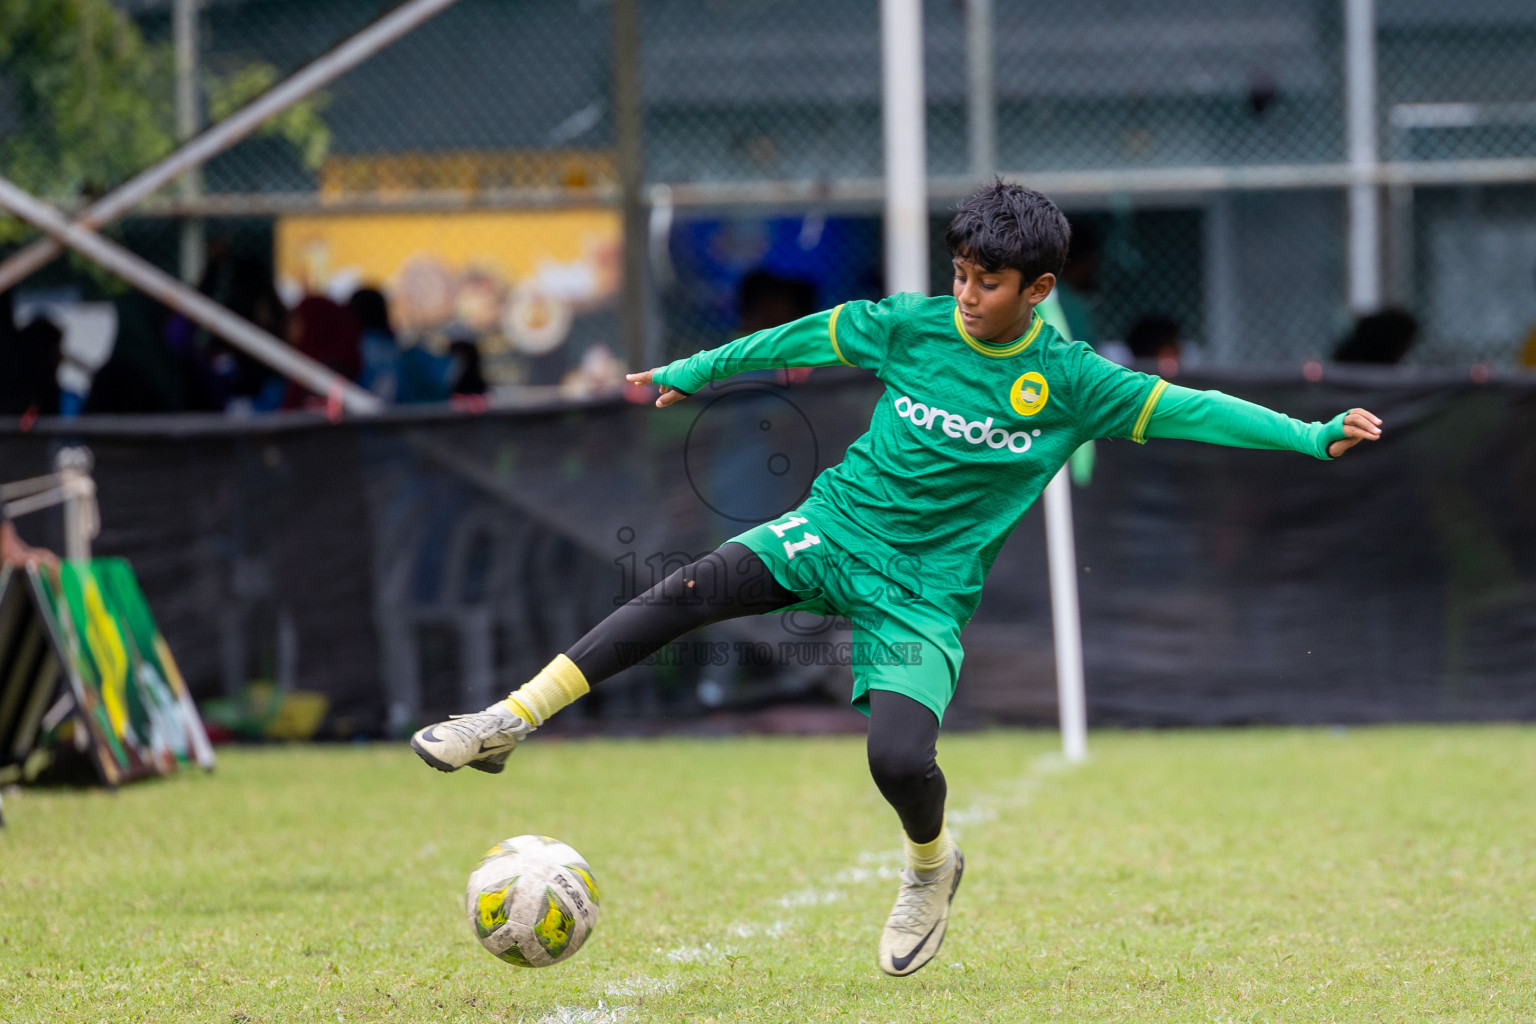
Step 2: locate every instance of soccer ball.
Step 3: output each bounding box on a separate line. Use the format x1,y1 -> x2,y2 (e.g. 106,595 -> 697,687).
466,835 -> 600,967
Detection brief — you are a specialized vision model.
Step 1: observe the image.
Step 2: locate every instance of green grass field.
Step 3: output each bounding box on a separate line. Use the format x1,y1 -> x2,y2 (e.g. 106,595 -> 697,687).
2,726 -> 1534,1023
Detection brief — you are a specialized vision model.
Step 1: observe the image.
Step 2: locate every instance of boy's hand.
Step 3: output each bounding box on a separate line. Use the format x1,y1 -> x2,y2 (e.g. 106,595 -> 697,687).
625,369 -> 690,408
1327,408 -> 1383,458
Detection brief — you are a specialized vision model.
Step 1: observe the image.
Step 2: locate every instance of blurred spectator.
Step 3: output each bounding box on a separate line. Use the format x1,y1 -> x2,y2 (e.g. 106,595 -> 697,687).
1056,219 -> 1103,345
282,296 -> 362,410
57,345 -> 94,418
559,343 -> 626,401
1126,314 -> 1183,361
1333,309 -> 1419,365
0,291 -> 16,405
199,246 -> 289,411
146,244 -> 292,413
359,289 -> 456,404
349,288 -> 401,402
737,270 -> 818,385
0,315 -> 63,417
738,270 -> 817,335
397,340 -> 457,403
448,336 -> 488,396
86,292 -> 186,413
161,311 -> 226,411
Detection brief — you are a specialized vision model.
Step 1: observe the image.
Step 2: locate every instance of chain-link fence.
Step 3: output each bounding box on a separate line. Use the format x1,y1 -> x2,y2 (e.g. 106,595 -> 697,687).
3,0 -> 1536,399
5,0 -> 1536,722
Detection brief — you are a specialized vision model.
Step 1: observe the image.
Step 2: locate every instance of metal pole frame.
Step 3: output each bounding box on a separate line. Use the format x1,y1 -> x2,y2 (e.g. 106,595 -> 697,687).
104,154 -> 1536,221
966,0 -> 996,180
1345,0 -> 1382,313
1034,289 -> 1089,764
0,0 -> 465,293
55,449 -> 97,562
173,0 -> 206,285
0,176 -> 382,414
613,0 -> 648,371
881,0 -> 929,296
1043,468 -> 1087,763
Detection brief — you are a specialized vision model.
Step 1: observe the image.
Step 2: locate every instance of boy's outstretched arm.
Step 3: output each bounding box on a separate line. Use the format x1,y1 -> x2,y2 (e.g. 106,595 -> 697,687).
1143,384 -> 1382,459
625,304 -> 884,408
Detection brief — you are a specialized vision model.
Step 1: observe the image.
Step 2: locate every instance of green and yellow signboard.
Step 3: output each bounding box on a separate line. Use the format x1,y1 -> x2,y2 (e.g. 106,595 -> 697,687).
0,559 -> 213,792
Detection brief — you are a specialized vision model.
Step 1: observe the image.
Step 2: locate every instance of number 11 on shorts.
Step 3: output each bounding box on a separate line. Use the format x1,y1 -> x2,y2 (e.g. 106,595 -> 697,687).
767,515 -> 821,560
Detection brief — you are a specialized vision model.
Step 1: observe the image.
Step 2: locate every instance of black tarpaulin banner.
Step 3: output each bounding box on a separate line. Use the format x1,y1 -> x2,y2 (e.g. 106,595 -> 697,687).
1,368 -> 1531,733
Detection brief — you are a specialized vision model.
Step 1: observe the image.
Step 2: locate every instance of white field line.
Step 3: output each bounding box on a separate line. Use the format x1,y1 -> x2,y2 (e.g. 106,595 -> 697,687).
725,918 -> 794,939
663,941 -> 733,964
603,976 -> 680,998
537,977 -> 676,1023
584,751 -> 1071,1020
716,751 -> 1068,939
535,1001 -> 632,1024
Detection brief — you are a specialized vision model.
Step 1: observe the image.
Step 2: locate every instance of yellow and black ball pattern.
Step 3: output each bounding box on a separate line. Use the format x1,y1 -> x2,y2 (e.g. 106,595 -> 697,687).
465,835 -> 600,968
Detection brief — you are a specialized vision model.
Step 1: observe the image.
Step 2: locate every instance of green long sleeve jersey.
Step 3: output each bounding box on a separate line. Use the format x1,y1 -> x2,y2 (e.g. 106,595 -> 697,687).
655,293 -> 1345,626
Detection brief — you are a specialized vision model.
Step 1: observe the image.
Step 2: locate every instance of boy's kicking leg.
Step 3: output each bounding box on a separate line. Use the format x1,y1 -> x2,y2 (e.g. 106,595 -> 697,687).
410,542 -> 799,772
866,688 -> 963,977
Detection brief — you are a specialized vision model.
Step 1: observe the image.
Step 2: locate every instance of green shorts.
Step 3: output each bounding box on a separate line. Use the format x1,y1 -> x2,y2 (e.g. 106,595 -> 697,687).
729,508 -> 964,724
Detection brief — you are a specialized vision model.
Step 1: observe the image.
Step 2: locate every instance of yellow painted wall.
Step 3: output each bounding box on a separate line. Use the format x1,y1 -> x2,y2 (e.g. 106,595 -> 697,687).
275,208 -> 620,296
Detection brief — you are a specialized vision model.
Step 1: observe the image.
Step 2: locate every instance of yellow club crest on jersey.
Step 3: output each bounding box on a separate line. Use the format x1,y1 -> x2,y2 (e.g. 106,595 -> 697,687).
1010,372 -> 1050,416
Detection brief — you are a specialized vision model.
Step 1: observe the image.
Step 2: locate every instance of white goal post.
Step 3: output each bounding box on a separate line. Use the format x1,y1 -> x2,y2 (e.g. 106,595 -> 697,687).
882,0 -> 1087,761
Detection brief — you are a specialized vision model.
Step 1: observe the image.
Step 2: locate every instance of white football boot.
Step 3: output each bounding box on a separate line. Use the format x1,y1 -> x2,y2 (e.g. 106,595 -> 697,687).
410,703 -> 535,774
877,845 -> 964,977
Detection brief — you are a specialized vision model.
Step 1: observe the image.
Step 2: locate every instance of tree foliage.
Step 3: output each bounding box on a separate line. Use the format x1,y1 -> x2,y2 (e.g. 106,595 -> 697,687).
0,0 -> 329,245
206,62 -> 331,174
0,0 -> 174,205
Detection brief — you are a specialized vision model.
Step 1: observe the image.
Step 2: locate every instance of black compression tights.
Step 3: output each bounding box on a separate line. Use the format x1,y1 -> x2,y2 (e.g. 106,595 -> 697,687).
563,542 -> 947,843
865,689 -> 946,844
565,542 -> 799,681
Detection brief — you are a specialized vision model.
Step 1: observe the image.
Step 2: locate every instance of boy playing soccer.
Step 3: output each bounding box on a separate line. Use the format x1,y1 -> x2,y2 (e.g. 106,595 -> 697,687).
412,181 -> 1383,977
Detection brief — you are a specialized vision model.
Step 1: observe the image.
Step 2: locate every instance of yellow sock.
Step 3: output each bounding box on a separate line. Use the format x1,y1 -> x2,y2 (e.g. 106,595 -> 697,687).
905,822 -> 954,876
501,654 -> 589,727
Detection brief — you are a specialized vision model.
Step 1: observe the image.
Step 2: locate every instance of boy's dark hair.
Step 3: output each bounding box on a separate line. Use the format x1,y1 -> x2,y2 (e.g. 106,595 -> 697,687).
945,179 -> 1071,288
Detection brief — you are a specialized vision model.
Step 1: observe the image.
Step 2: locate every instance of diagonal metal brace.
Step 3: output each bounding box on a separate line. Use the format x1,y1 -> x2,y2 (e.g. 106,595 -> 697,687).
0,0 -> 465,293
0,175 -> 382,414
